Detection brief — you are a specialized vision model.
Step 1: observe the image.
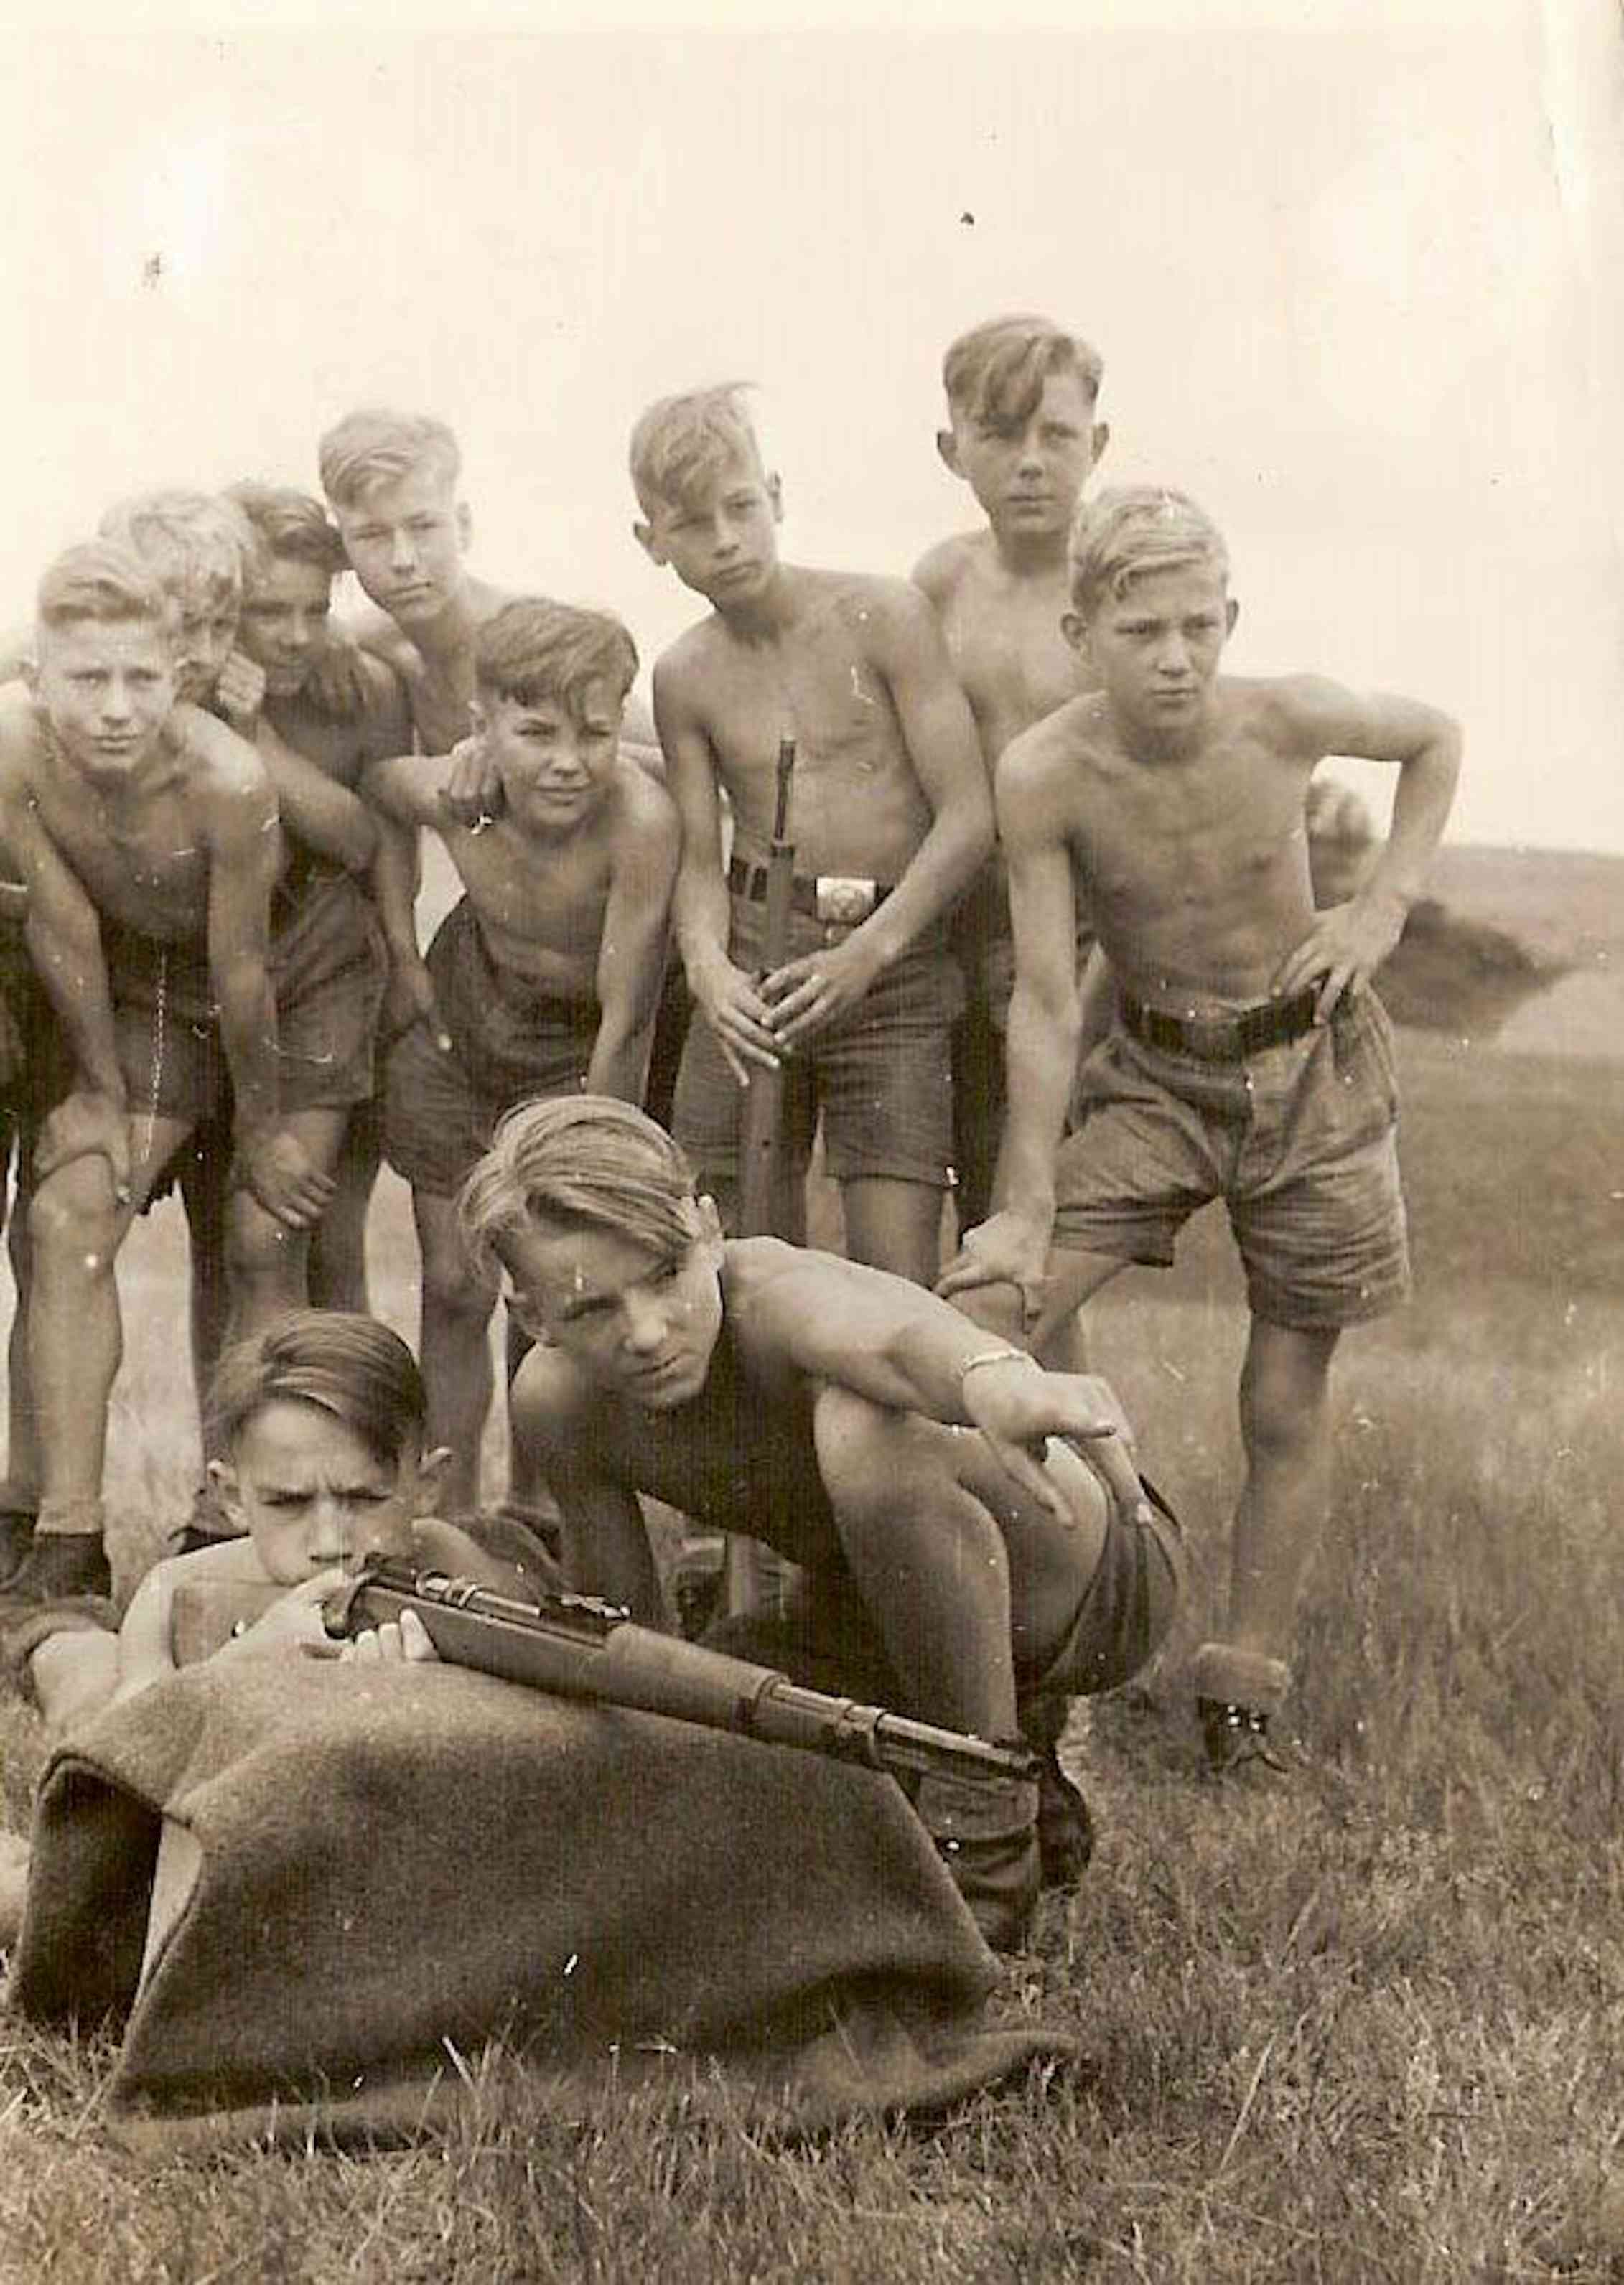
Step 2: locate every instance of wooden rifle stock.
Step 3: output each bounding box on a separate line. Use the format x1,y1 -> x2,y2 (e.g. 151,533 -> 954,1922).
729,735 -> 796,1615
323,1556 -> 1038,1793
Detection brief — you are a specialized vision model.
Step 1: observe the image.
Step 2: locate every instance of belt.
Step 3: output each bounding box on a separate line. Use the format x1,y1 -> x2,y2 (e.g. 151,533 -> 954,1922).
728,856 -> 893,922
1119,986 -> 1321,1064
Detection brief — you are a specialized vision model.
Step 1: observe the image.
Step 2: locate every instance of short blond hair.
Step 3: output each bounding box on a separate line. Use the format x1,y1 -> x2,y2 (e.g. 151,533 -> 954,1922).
459,1096 -> 698,1284
98,490 -> 252,607
629,384 -> 760,517
1068,486 -> 1228,620
943,314 -> 1103,431
36,541 -> 173,640
318,408 -> 461,508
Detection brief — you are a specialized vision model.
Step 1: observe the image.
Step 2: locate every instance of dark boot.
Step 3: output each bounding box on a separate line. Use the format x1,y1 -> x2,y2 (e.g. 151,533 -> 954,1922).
916,1766 -> 1042,1953
1,1533 -> 111,1606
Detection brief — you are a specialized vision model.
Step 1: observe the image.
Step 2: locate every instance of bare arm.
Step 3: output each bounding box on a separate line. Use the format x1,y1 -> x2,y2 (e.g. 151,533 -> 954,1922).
767,586 -> 993,1047
656,656 -> 779,1083
111,1562 -> 181,1702
586,780 -> 681,1103
0,762 -> 122,1106
359,749 -> 455,831
936,729 -> 1082,1307
1269,680 -> 1462,1011
200,750 -> 332,1227
253,714 -> 379,874
738,1244 -> 1141,1516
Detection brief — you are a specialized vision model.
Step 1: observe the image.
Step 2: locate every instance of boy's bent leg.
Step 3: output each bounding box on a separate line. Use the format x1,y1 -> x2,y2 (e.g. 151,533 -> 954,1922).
1193,1317 -> 1340,1774
307,1102 -> 379,1315
414,1188 -> 499,1516
811,1386 -> 1042,1947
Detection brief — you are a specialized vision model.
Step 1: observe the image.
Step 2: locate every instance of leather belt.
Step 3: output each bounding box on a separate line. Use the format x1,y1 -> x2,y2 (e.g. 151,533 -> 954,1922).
728,855 -> 892,921
1120,986 -> 1322,1063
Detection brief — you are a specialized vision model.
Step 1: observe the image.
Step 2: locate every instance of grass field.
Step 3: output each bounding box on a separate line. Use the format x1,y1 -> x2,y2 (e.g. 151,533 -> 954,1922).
4,863 -> 1624,2280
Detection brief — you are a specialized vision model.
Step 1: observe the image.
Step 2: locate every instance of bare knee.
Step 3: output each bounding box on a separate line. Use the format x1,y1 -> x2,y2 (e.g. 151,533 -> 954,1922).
419,1235 -> 495,1326
29,1164 -> 117,1274
814,1386 -> 963,1523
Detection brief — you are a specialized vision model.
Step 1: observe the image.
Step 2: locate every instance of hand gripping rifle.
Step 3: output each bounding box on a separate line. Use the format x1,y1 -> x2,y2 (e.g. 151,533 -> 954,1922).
323,1556 -> 1038,1794
729,734 -> 797,1615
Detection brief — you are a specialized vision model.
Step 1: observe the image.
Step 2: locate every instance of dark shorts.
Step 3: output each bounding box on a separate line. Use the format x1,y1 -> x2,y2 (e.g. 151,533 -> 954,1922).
383,897 -> 598,1198
105,874 -> 387,1131
673,894 -> 963,1192
0,903 -> 64,1210
1053,986 -> 1411,1330
701,1474 -> 1183,1733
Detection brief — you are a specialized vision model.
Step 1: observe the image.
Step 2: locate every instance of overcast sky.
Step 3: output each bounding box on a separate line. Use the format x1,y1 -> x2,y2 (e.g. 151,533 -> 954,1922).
1,0 -> 1618,851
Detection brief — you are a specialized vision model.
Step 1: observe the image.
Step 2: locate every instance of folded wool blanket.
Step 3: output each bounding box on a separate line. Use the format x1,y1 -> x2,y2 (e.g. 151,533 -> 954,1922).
6,1655 -> 1074,2152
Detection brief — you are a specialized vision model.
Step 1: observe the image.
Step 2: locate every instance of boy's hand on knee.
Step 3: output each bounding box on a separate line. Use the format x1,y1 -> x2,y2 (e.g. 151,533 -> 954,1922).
34,1088 -> 132,1202
936,1210 -> 1051,1325
235,1129 -> 339,1229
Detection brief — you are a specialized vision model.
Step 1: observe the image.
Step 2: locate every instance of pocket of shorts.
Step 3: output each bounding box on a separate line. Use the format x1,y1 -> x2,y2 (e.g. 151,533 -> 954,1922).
1334,986 -> 1399,1118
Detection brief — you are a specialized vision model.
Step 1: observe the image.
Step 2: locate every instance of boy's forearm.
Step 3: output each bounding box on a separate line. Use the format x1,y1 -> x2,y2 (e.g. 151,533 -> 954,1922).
584,1006 -> 656,1105
370,818 -> 422,959
213,960 -> 281,1137
990,978 -> 1082,1223
24,905 -> 123,1103
258,719 -> 378,874
673,861 -> 736,987
1361,731 -> 1462,912
843,803 -> 993,973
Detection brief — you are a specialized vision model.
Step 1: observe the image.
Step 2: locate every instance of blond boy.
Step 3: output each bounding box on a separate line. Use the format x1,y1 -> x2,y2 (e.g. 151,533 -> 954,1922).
0,546 -> 369,1602
939,488 -> 1461,1768
634,385 -> 991,1285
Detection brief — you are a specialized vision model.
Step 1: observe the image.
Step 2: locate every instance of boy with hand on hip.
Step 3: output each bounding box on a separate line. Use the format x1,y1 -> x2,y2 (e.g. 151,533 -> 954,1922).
939,487 -> 1460,1770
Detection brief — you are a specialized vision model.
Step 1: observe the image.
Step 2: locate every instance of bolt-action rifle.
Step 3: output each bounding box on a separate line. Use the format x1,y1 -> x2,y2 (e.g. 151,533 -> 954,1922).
728,734 -> 798,1615
323,1555 -> 1038,1793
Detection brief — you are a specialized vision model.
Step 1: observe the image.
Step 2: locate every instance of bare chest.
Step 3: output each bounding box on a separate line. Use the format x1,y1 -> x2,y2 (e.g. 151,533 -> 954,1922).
39,782 -> 211,936
452,826 -> 611,978
940,576 -> 1081,762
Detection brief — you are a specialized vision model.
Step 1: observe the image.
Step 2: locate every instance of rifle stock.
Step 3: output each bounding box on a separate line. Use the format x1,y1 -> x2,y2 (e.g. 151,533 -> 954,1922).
323,1556 -> 1037,1793
730,734 -> 798,1615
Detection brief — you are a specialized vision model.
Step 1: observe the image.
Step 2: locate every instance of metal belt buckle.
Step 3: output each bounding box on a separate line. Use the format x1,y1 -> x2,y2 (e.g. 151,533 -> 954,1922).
816,875 -> 879,925
1178,1009 -> 1241,1062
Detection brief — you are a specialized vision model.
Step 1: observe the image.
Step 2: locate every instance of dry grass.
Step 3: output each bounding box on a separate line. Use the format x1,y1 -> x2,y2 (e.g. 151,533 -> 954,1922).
4,1028 -> 1624,2280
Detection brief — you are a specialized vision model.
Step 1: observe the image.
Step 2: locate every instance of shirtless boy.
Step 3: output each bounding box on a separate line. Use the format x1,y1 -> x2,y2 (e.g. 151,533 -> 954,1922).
0,545 -> 375,1604
222,482 -> 419,1319
633,385 -> 992,1285
938,488 -> 1462,1770
465,1094 -> 1184,1949
362,600 -> 678,1515
913,315 -> 1111,1232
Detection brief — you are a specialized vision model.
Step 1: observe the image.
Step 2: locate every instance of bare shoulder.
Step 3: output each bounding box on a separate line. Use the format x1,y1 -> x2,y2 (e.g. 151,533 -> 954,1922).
911,529 -> 984,603
608,755 -> 679,851
653,618 -> 726,703
513,1340 -> 606,1442
1231,672 -> 1365,755
342,605 -> 420,675
724,1234 -> 851,1333
999,691 -> 1105,788
172,704 -> 275,804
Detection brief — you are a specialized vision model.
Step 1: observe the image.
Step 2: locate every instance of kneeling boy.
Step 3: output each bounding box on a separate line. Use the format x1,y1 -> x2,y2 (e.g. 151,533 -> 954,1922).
462,1094 -> 1184,1948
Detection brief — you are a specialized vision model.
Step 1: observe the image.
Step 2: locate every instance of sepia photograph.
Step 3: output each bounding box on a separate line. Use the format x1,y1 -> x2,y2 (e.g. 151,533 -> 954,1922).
0,0 -> 1620,2272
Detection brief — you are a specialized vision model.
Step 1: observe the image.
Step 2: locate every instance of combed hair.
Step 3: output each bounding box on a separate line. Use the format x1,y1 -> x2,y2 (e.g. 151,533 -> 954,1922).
475,597 -> 638,711
943,315 -> 1103,431
98,490 -> 253,603
628,384 -> 760,516
1068,485 -> 1229,618
36,541 -> 172,636
205,1309 -> 426,1467
459,1096 -> 698,1284
318,407 -> 462,506
227,482 -> 347,575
